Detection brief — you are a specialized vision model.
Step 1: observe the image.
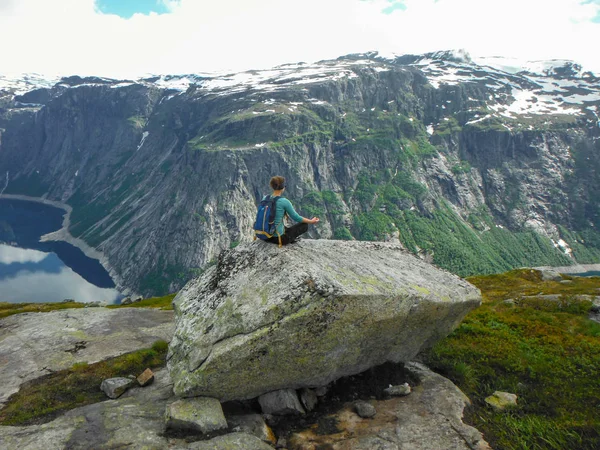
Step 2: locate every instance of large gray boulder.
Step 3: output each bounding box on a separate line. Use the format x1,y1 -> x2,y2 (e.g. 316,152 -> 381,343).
167,240 -> 481,400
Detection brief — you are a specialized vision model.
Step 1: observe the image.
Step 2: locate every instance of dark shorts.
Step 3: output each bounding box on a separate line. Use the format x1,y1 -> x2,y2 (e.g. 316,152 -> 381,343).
266,222 -> 308,245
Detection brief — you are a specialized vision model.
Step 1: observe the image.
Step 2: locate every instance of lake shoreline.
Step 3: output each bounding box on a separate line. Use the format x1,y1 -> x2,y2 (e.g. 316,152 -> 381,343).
535,263 -> 600,274
0,194 -> 133,296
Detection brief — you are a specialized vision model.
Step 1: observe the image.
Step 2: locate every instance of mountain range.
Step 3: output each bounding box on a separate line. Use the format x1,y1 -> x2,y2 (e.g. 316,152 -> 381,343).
1,50 -> 599,295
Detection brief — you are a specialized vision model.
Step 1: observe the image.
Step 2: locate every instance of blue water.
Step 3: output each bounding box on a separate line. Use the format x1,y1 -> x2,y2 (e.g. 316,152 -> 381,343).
0,199 -> 123,304
571,271 -> 600,277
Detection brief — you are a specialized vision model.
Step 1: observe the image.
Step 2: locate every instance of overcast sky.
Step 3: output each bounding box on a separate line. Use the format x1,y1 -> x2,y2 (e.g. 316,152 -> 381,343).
0,0 -> 598,78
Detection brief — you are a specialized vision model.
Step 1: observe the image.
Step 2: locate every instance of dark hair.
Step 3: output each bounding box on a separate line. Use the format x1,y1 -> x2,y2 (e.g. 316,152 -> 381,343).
270,176 -> 286,191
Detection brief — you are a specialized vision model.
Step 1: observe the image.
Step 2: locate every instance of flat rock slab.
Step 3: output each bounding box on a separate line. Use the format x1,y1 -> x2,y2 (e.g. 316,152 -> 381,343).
289,362 -> 491,450
185,432 -> 274,450
0,307 -> 174,407
0,368 -> 176,450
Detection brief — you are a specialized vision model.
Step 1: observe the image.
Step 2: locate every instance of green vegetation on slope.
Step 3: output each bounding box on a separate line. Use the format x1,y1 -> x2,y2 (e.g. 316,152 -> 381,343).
0,340 -> 168,426
0,301 -> 85,319
422,269 -> 600,450
344,168 -> 580,276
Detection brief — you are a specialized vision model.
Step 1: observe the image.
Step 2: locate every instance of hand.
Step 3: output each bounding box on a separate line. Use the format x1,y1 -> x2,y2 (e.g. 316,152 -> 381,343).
310,217 -> 320,224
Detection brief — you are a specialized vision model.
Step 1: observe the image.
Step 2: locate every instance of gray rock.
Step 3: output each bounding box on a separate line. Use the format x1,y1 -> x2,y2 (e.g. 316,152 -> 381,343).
258,389 -> 305,415
299,388 -> 318,412
354,400 -> 377,418
485,391 -> 518,411
101,377 -> 135,399
186,432 -> 274,450
121,297 -> 132,305
315,386 -> 328,397
384,383 -> 411,397
540,269 -> 563,281
84,302 -> 102,308
0,307 -> 174,408
165,397 -> 227,433
559,280 -> 574,285
227,414 -> 276,445
168,240 -> 481,401
0,364 -> 491,450
288,362 -> 491,450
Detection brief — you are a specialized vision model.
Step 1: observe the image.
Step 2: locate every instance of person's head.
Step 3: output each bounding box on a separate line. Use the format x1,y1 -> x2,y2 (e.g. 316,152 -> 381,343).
270,176 -> 286,191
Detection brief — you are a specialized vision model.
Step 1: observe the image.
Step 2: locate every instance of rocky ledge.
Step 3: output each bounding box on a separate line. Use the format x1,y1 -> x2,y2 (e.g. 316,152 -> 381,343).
0,307 -> 174,408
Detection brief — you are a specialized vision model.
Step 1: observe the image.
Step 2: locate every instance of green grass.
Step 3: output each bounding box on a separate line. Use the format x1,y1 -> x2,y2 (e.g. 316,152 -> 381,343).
1,294 -> 176,318
422,269 -> 600,449
0,340 -> 169,426
0,301 -> 85,319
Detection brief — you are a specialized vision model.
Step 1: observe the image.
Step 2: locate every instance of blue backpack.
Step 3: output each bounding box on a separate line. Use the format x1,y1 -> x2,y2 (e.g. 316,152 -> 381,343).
254,195 -> 282,246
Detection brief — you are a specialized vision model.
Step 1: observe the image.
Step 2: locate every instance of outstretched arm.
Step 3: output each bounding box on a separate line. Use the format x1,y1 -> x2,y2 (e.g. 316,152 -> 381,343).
282,199 -> 319,225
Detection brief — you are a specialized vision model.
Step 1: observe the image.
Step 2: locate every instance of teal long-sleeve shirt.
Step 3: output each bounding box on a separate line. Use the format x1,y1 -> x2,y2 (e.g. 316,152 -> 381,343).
265,195 -> 303,236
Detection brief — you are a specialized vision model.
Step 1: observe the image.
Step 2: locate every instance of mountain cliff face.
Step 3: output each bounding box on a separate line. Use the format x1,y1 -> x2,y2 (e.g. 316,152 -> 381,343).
1,51 -> 599,295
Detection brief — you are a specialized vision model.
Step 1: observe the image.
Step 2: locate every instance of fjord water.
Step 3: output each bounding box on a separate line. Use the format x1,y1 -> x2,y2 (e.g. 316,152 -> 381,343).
0,199 -> 122,304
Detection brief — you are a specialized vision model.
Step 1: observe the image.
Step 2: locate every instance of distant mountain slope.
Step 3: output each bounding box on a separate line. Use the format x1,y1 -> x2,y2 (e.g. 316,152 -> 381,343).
1,51 -> 599,295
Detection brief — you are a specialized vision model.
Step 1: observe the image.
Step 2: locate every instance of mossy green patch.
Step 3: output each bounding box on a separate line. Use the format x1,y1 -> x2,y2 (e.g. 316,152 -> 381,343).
422,269 -> 600,450
411,285 -> 431,295
0,340 -> 168,426
0,301 -> 85,319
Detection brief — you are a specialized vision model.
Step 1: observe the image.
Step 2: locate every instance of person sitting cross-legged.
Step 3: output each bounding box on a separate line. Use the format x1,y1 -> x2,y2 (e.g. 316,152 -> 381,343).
264,175 -> 319,245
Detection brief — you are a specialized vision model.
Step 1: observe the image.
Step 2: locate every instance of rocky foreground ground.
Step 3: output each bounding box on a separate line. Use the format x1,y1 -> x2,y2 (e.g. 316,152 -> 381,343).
1,241 -> 491,449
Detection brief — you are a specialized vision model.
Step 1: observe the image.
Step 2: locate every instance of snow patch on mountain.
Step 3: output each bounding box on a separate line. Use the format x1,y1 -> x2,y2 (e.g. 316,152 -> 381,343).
1,51 -> 598,125
0,73 -> 58,95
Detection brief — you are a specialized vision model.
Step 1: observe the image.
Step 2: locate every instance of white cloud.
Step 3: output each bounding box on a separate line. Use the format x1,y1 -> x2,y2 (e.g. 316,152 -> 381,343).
0,266 -> 121,303
0,244 -> 48,264
0,0 -> 598,78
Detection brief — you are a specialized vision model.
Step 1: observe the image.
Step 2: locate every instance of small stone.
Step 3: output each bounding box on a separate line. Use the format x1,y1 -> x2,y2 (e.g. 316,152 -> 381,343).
559,280 -> 573,285
299,388 -> 318,412
121,297 -> 132,305
384,383 -> 411,397
276,436 -> 288,448
314,386 -> 328,397
137,368 -> 154,387
85,302 -> 102,308
227,414 -> 276,445
261,413 -> 279,427
188,432 -> 274,449
485,391 -> 518,411
354,400 -> 376,418
165,397 -> 227,433
502,299 -> 516,306
133,296 -> 144,303
100,377 -> 135,399
540,269 -> 562,281
258,389 -> 305,415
